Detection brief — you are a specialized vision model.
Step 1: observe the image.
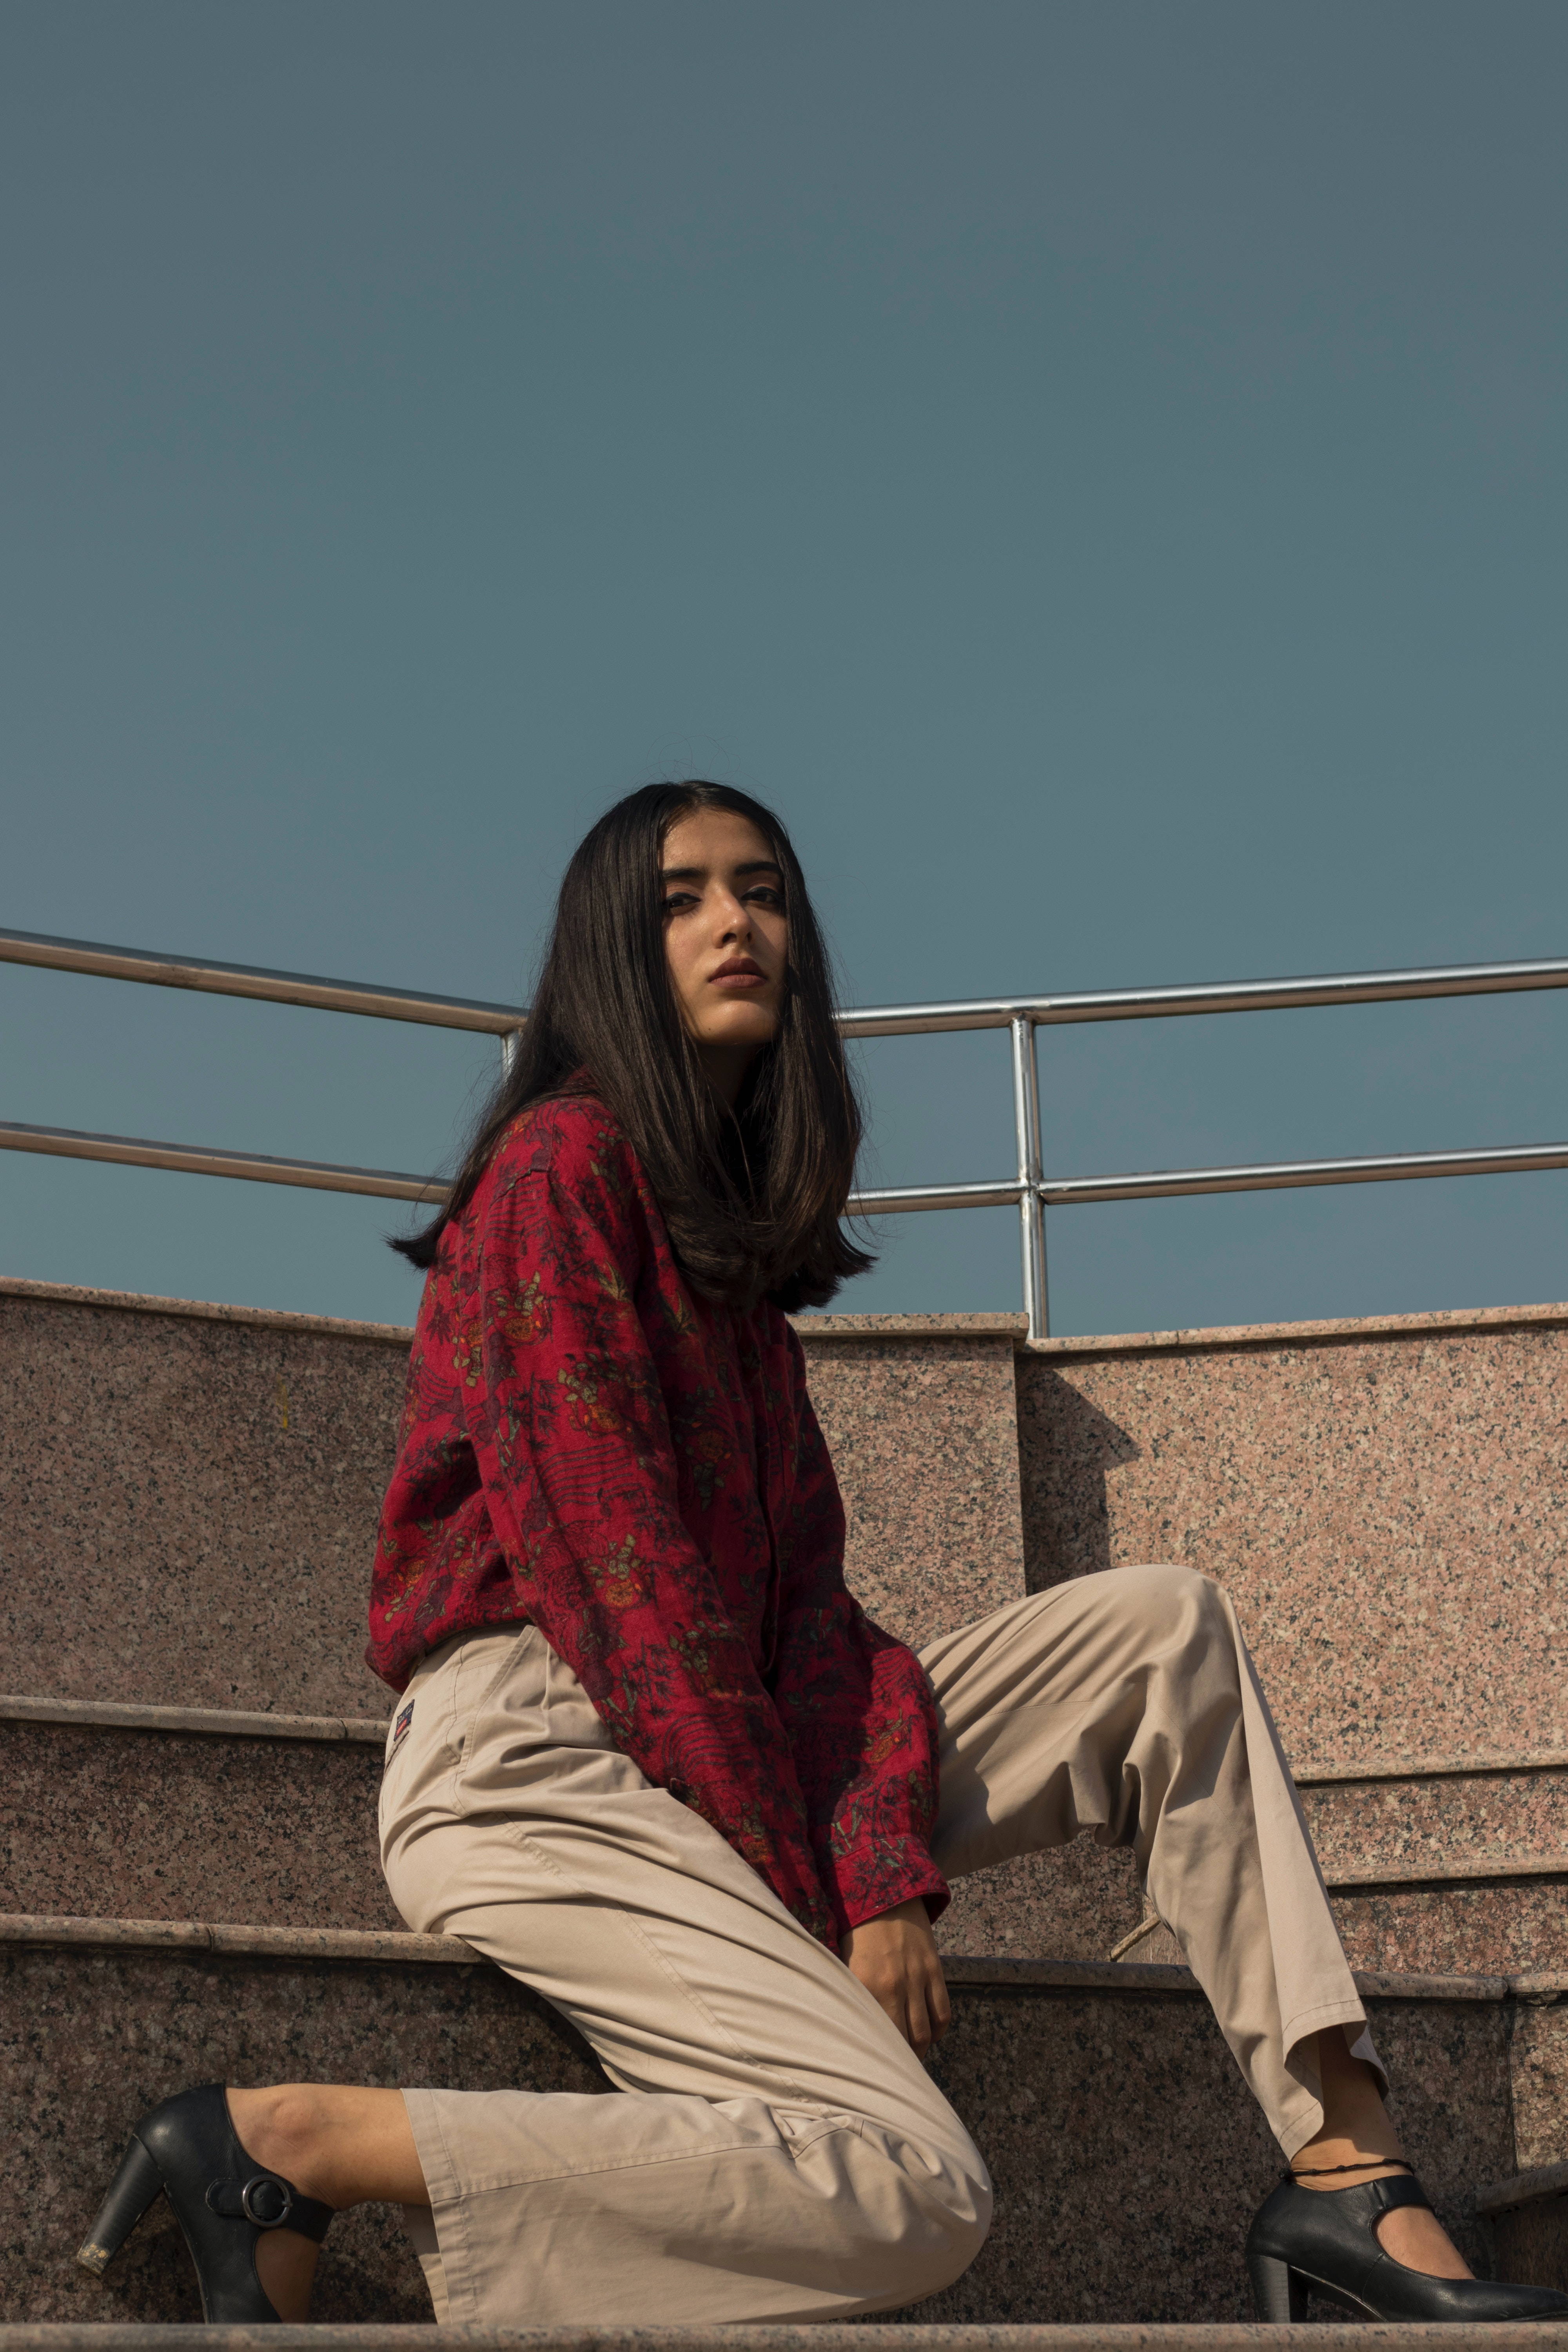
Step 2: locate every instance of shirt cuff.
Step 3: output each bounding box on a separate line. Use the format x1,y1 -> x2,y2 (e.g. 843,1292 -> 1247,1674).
832,1855 -> 951,1939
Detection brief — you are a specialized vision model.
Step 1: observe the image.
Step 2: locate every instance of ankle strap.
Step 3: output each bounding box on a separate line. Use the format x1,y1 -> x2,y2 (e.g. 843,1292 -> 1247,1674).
205,2173 -> 335,2241
1285,2169 -> 1432,2216
1291,2158 -> 1412,2177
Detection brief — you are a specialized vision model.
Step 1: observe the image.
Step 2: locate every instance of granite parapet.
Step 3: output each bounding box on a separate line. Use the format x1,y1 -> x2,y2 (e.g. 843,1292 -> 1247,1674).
0,1291 -> 405,1717
1016,1319 -> 1568,1773
1,1289 -> 1030,1711
788,1332 -> 1027,1648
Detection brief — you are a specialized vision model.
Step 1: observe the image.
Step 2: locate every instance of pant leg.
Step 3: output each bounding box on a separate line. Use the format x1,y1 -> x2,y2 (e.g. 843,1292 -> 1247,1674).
918,1564 -> 1383,2160
377,1623 -> 991,2327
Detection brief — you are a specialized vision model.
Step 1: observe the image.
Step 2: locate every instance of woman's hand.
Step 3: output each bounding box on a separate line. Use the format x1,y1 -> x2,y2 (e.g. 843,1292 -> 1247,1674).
840,1896 -> 951,2057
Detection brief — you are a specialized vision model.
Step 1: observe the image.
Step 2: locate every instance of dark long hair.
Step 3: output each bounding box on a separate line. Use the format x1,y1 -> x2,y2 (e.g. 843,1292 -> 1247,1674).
390,781 -> 873,1311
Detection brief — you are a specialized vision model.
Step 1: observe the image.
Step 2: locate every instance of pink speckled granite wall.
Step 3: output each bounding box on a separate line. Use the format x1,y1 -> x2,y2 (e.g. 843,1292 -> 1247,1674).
1017,1309 -> 1568,1772
0,1719 -> 399,1929
1514,1994 -> 1568,2172
9,1277 -> 1566,1789
1,1284 -> 1026,1714
0,1284 -> 408,1715
796,1329 -> 1026,1649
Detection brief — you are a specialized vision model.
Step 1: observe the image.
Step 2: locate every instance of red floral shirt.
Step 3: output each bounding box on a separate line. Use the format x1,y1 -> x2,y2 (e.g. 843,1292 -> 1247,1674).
368,1093 -> 948,1945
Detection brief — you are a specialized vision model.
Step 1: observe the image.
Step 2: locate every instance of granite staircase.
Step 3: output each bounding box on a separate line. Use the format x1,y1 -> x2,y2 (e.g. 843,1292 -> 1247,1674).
2,1273 -> 1566,2333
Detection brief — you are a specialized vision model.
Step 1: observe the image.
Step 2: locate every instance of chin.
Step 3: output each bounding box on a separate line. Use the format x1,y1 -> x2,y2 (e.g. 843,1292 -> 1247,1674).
706,1011 -> 779,1049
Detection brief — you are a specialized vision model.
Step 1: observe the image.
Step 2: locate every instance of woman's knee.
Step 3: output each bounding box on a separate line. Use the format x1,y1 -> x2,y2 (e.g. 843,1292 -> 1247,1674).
1085,1564 -> 1243,1726
1114,1561 -> 1233,1649
857,2145 -> 993,2303
929,2160 -> 992,2285
936,2172 -> 993,2284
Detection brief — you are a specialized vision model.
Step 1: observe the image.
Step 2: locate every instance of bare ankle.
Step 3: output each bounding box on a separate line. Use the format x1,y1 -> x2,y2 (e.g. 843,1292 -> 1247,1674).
1292,2156 -> 1408,2191
226,2086 -> 326,2191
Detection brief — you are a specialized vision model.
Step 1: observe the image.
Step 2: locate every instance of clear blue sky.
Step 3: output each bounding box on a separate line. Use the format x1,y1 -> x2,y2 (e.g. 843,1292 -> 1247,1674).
3,1 -> 1565,1335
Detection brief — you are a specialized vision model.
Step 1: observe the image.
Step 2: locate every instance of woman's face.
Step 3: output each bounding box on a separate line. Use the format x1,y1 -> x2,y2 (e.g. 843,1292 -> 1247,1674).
661,806 -> 788,1103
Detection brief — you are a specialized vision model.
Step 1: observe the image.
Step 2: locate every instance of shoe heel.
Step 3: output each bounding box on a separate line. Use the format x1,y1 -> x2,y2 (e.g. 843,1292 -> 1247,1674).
77,2136 -> 165,2276
1248,2248 -> 1309,2321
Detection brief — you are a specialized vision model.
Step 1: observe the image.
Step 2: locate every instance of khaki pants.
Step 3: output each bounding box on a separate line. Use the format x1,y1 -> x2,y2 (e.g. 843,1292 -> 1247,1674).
379,1565 -> 1377,2326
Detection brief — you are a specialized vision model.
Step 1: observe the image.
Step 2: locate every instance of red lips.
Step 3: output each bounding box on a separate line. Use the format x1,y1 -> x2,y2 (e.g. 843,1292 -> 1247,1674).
711,957 -> 766,985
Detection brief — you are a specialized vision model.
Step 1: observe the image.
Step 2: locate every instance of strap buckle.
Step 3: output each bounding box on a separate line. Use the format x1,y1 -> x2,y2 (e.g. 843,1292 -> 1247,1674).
205,2173 -> 296,2229
241,2174 -> 295,2228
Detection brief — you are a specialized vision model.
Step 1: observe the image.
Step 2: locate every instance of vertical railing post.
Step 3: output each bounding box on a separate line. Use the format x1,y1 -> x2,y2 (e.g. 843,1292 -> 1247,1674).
1010,1013 -> 1047,1341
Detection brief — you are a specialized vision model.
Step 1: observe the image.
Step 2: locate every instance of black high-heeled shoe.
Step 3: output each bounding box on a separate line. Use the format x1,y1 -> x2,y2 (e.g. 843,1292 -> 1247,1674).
77,2082 -> 334,2322
1247,2168 -> 1568,2321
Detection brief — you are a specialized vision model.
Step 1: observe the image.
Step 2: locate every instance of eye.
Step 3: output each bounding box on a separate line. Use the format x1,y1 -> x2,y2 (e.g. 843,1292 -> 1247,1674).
743,886 -> 785,911
661,889 -> 699,916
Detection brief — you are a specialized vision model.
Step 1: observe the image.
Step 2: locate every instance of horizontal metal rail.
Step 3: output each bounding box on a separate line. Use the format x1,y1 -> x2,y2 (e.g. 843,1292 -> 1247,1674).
1038,1138 -> 1568,1206
840,953 -> 1568,1033
0,927 -> 524,1035
7,924 -> 1568,1040
8,923 -> 1568,1339
850,1178 -> 1025,1216
8,1120 -> 1567,1219
0,1120 -> 1016,1216
0,1122 -> 443,1203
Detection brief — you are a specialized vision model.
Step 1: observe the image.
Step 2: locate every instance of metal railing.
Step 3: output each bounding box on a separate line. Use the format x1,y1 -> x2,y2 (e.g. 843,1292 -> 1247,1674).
5,922 -> 1568,1342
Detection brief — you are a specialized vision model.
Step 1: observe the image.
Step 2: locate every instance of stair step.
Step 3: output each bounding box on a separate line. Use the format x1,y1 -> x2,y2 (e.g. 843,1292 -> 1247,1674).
0,1712 -> 397,1931
0,1915 -> 1534,2328
10,2322 -> 1567,2347
7,1278 -> 1566,2326
3,2330 -> 1565,2351
6,1700 -> 1559,1975
1296,1748 -> 1568,1978
1319,1877 -> 1568,1978
1303,1749 -> 1568,1875
1478,2161 -> 1568,2296
0,1695 -> 388,1741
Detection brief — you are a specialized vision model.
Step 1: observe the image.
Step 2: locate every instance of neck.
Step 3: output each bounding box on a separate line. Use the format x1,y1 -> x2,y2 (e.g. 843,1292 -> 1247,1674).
696,1040 -> 760,1112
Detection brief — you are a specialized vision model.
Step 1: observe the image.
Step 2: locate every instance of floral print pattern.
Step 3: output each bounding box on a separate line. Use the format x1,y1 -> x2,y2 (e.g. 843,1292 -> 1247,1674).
368,1094 -> 948,1944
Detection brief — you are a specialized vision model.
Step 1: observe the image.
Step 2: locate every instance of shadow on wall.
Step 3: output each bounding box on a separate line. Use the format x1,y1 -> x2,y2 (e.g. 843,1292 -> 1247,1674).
1018,1365 -> 1142,1590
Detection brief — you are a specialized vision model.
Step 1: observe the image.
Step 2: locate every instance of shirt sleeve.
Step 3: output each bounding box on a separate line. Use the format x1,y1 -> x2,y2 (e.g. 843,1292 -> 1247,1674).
459,1130 -> 838,1946
767,1335 -> 951,1941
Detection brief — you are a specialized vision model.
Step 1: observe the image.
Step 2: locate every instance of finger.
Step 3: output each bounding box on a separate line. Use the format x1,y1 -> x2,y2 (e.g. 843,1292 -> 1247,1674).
927,1960 -> 952,2040
905,1977 -> 933,2057
872,1980 -> 908,2043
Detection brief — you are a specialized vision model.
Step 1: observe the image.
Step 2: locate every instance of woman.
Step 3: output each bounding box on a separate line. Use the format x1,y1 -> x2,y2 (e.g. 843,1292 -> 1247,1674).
80,782 -> 1566,2327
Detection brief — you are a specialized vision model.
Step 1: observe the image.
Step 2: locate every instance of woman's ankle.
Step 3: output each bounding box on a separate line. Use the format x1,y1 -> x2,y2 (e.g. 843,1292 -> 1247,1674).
1290,2153 -> 1408,2190
225,2085 -> 334,2201
227,2082 -> 428,2210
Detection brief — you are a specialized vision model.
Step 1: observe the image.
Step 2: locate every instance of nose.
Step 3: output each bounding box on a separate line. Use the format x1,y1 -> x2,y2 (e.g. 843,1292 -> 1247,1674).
710,886 -> 752,941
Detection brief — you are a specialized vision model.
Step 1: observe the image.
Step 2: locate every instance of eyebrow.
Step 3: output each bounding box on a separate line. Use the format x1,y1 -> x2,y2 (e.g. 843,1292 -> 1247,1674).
659,859 -> 784,882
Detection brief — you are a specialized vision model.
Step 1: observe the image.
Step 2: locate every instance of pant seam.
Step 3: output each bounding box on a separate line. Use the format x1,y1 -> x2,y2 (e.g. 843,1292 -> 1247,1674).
1280,1993 -> 1370,2042
452,1623 -> 541,1778
496,1819 -> 840,2117
432,2117 -> 866,2202
402,2087 -> 475,2325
